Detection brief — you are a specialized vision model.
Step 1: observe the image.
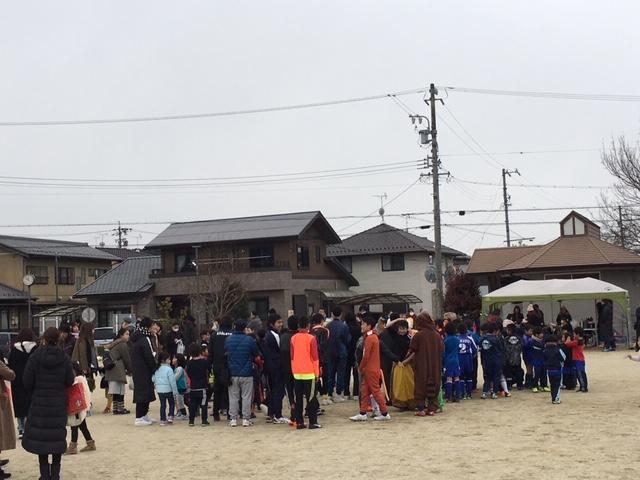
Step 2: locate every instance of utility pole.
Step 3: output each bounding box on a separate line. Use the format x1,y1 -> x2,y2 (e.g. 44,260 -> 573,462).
502,168 -> 520,247
428,84 -> 444,320
113,221 -> 132,248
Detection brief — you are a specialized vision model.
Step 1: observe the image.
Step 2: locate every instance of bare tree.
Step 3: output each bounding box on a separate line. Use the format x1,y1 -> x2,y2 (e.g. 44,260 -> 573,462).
600,136 -> 640,252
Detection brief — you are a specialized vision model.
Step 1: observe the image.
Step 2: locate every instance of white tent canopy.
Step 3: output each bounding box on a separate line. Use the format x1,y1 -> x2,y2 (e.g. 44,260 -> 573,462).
482,277 -> 631,345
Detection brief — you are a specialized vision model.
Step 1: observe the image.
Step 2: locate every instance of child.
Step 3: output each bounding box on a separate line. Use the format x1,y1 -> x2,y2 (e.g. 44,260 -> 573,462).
186,344 -> 210,426
457,323 -> 477,399
560,328 -> 576,390
173,354 -> 188,419
543,334 -> 565,404
443,322 -> 461,402
310,313 -> 331,406
567,327 -> 588,392
480,323 -> 503,399
521,325 -> 534,388
152,351 -> 178,426
290,316 -> 321,430
530,327 -> 549,393
349,316 -> 391,422
66,361 -> 96,454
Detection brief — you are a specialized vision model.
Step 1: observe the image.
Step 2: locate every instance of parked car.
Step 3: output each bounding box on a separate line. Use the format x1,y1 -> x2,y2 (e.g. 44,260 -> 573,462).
94,327 -> 116,348
0,332 -> 18,360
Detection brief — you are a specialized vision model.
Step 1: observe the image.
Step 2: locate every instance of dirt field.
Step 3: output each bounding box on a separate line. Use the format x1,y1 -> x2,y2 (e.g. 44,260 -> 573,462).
4,349 -> 640,480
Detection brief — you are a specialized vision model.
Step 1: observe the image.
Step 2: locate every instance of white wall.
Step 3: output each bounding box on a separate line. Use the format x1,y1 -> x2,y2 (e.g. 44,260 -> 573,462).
349,252 -> 452,315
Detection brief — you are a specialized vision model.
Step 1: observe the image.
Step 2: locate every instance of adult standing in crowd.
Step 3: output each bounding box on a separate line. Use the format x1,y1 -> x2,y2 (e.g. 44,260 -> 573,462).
326,307 -> 351,403
71,322 -> 97,392
0,358 -> 16,479
404,312 -> 443,416
130,317 -> 157,426
22,327 -> 74,480
262,313 -> 287,423
165,321 -> 185,360
183,315 -> 199,353
599,299 -> 615,352
526,304 -> 543,327
104,328 -> 132,415
379,318 -> 410,403
507,305 -> 524,324
57,323 -> 75,358
8,328 -> 37,440
209,316 -> 233,422
226,319 -> 260,427
634,306 -> 640,352
343,312 -> 361,400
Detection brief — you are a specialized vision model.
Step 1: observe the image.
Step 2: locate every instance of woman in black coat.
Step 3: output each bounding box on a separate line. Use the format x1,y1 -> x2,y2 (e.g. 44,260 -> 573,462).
22,327 -> 74,480
7,328 -> 38,439
130,317 -> 157,425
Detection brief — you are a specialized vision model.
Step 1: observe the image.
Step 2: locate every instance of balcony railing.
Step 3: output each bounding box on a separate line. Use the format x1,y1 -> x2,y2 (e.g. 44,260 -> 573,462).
150,260 -> 291,278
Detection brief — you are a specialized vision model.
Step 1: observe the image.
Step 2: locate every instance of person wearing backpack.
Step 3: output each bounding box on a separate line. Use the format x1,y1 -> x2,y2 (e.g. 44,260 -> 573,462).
104,328 -> 133,415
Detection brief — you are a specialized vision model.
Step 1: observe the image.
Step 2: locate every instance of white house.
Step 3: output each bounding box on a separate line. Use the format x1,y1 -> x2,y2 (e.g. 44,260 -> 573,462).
327,223 -> 467,314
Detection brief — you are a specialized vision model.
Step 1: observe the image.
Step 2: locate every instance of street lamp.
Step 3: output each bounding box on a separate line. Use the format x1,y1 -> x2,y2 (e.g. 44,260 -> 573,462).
23,274 -> 35,330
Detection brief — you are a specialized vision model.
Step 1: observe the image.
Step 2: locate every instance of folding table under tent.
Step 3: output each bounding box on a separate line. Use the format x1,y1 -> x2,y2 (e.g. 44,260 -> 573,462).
481,277 -> 631,346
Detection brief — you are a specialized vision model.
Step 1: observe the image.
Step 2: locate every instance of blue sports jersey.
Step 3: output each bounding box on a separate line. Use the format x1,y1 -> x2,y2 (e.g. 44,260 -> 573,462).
443,335 -> 460,369
458,333 -> 477,368
480,334 -> 504,364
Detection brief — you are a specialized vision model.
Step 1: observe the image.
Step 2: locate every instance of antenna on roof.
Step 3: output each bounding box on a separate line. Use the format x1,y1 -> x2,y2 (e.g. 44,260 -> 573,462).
373,193 -> 388,223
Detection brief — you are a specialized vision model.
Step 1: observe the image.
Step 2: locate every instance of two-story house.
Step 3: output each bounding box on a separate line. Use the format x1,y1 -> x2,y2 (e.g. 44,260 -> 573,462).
140,211 -> 357,321
327,223 -> 466,314
0,235 -> 118,331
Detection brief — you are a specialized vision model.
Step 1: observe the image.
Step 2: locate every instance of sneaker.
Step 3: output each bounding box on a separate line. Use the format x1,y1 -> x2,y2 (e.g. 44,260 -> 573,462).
167,416 -> 174,423
504,392 -> 512,397
159,421 -> 169,426
373,413 -> 391,421
491,393 -> 498,399
415,410 -> 427,417
265,416 -> 273,424
480,393 -> 487,399
242,419 -> 253,427
542,387 -> 551,392
371,409 -> 381,418
309,423 -> 322,429
188,422 -> 195,427
202,421 -> 210,427
333,394 -> 347,403
531,387 -> 539,393
349,413 -> 368,422
142,415 -> 157,424
229,419 -> 237,427
296,423 -> 307,430
134,418 -> 152,426
552,399 -> 562,404
272,417 -> 289,424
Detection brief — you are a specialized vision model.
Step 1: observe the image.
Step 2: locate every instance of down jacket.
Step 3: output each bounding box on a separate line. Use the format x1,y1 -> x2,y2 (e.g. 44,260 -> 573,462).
22,345 -> 74,455
225,332 -> 260,377
104,338 -> 132,384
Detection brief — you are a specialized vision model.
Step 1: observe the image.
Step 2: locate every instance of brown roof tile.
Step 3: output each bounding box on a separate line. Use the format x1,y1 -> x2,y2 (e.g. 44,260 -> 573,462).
466,245 -> 540,274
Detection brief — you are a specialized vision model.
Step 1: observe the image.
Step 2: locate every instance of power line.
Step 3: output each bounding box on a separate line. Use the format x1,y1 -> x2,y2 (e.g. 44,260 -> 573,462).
0,88 -> 427,127
453,177 -> 612,190
441,86 -> 640,102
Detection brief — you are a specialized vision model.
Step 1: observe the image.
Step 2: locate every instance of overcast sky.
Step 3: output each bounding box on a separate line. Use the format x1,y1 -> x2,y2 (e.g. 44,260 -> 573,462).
1,1 -> 639,255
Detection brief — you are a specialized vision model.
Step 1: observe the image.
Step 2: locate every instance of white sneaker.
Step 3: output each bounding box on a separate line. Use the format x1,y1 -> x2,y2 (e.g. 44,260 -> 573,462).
143,415 -> 157,424
272,416 -> 289,424
134,417 -> 152,426
242,419 -> 253,427
349,413 -> 368,422
333,394 -> 346,403
374,413 -> 391,421
371,409 -> 381,418
229,419 -> 237,427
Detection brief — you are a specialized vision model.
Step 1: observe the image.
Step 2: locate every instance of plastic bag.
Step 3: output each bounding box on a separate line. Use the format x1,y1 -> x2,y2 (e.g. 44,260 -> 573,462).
391,363 -> 416,409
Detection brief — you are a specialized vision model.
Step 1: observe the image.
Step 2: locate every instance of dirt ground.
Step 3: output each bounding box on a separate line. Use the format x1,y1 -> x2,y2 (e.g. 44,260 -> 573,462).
4,349 -> 640,480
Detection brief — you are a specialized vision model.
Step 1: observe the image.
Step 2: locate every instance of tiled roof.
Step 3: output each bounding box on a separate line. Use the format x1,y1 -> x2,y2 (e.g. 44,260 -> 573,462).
467,236 -> 640,274
0,282 -> 28,301
146,211 -> 340,248
327,223 -> 464,257
97,247 -> 151,261
74,256 -> 160,297
0,235 -> 118,261
466,245 -> 540,274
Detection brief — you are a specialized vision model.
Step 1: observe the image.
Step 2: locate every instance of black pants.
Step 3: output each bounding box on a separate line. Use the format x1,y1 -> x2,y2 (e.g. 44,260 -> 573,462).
294,378 -> 319,426
549,373 -> 562,401
189,390 -> 208,423
213,378 -> 229,416
284,373 -> 295,418
267,371 -> 285,418
135,402 -> 149,419
39,453 -> 61,466
70,419 -> 92,442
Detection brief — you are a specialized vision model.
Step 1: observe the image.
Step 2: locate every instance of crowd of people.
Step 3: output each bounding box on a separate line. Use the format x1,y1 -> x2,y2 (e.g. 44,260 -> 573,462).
0,302 -> 600,479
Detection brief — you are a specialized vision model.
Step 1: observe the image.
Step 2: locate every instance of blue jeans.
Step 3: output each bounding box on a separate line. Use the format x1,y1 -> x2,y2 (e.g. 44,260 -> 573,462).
158,392 -> 175,421
574,360 -> 588,391
327,356 -> 347,395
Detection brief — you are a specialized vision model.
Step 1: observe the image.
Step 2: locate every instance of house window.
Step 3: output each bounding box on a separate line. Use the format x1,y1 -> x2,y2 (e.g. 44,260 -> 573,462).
339,256 -> 352,273
57,267 -> 75,285
297,245 -> 310,270
315,246 -> 322,264
175,253 -> 195,273
249,246 -> 274,268
381,253 -> 404,272
91,268 -> 109,278
26,266 -> 49,285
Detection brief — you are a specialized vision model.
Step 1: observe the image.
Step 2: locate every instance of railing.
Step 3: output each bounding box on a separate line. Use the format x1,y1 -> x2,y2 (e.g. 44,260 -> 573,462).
149,260 -> 291,277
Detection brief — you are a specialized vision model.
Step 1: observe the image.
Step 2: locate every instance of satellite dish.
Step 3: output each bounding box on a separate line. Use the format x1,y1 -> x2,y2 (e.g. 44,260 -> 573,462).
82,307 -> 96,323
425,267 -> 437,284
22,274 -> 35,287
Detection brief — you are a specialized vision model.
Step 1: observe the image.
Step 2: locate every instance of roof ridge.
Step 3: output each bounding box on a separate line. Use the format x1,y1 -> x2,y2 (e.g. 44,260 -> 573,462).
500,241 -> 554,270
0,234 -> 88,246
170,211 -> 320,226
